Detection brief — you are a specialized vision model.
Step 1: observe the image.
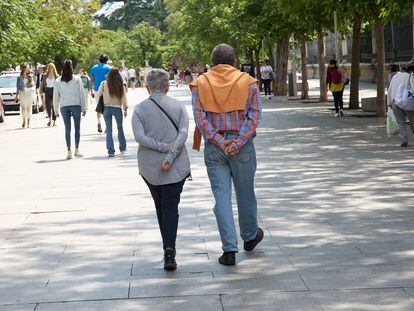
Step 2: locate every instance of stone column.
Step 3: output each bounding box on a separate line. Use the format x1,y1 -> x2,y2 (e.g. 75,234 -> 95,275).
371,27 -> 377,63
341,39 -> 348,63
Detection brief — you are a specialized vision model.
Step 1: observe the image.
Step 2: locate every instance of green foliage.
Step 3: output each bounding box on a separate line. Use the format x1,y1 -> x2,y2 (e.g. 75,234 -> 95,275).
97,0 -> 168,31
0,0 -> 100,70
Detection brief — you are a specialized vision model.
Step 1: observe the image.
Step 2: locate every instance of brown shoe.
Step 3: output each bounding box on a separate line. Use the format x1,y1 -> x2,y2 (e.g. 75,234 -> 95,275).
98,124 -> 103,133
218,251 -> 236,266
243,228 -> 264,251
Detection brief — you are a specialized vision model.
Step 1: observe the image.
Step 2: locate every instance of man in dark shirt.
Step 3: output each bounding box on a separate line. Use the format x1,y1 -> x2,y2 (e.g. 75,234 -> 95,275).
241,59 -> 255,78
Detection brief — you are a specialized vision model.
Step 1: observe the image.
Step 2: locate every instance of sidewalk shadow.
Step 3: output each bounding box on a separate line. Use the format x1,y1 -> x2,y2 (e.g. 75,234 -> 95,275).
35,159 -> 69,164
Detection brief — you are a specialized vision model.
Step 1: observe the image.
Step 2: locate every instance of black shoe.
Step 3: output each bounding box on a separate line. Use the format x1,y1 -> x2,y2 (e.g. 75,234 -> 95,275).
98,124 -> 102,133
243,228 -> 264,252
218,251 -> 236,266
163,248 -> 177,271
401,142 -> 408,147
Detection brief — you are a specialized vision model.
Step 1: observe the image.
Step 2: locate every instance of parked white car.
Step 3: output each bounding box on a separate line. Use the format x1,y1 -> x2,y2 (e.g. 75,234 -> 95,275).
0,72 -> 40,114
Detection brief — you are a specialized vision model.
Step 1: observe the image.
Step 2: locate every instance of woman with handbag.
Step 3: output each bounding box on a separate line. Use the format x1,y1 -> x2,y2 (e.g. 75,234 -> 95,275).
96,68 -> 128,157
131,69 -> 191,271
53,60 -> 86,159
16,65 -> 36,128
260,60 -> 273,99
40,63 -> 59,126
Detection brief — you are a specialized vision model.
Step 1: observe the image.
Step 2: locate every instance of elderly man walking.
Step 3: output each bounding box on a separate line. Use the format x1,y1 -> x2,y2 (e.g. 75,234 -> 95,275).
190,44 -> 263,265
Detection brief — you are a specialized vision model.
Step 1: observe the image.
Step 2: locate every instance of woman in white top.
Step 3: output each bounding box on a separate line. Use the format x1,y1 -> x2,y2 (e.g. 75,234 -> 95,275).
16,65 -> 35,128
260,60 -> 273,99
40,63 -> 59,126
97,68 -> 128,157
53,60 -> 86,159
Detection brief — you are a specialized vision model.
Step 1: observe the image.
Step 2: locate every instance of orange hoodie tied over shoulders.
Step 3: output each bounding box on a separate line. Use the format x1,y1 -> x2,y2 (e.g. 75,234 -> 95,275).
189,64 -> 258,151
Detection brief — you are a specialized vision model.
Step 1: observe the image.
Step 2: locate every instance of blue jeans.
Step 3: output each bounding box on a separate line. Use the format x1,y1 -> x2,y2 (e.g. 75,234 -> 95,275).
392,104 -> 414,143
204,138 -> 259,252
60,105 -> 81,149
103,106 -> 126,155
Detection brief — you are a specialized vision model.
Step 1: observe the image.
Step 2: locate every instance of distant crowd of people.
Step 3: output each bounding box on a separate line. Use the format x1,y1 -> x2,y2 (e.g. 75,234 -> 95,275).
12,54 -> 150,158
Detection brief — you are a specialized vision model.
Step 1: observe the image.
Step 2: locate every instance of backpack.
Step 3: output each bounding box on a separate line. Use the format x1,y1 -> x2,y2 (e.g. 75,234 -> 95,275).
331,70 -> 341,84
395,74 -> 414,111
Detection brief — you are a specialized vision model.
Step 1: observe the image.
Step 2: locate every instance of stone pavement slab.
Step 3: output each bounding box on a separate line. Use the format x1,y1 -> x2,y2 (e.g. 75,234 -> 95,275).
35,296 -> 223,311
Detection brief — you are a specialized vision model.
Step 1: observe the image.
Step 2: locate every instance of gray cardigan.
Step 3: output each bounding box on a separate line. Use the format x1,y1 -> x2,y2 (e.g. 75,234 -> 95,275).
131,92 -> 190,186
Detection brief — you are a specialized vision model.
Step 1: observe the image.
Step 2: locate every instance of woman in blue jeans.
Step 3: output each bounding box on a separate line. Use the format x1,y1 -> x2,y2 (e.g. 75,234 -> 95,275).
97,68 -> 128,157
53,60 -> 86,159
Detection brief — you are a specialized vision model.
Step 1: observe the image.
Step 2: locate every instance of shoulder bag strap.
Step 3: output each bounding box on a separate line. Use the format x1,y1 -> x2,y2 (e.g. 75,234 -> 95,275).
149,97 -> 179,132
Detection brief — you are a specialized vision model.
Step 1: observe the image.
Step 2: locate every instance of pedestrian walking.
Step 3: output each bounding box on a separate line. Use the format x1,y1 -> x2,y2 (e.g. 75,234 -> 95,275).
386,64 -> 400,90
387,65 -> 414,147
139,68 -> 145,88
119,66 -> 128,93
53,60 -> 86,159
260,60 -> 273,99
241,58 -> 255,78
128,67 -> 136,90
90,54 -> 111,133
40,63 -> 58,127
326,59 -> 344,117
190,44 -> 263,266
97,68 -> 128,157
35,65 -> 45,113
16,65 -> 35,128
79,69 -> 92,109
131,69 -> 191,271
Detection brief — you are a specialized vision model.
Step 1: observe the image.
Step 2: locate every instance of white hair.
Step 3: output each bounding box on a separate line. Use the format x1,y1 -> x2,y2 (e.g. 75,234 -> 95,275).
145,69 -> 169,93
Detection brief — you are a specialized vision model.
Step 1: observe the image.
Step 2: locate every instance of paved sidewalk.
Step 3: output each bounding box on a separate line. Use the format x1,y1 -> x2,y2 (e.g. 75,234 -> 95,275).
1,86 -> 414,310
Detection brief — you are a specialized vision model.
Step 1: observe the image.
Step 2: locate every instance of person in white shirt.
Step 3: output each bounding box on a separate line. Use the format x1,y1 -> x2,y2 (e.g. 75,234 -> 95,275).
387,65 -> 414,147
260,60 -> 273,99
53,60 -> 86,159
39,63 -> 59,127
127,67 -> 136,90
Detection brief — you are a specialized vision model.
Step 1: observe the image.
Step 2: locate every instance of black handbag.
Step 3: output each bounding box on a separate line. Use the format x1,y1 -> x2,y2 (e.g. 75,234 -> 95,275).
95,95 -> 104,114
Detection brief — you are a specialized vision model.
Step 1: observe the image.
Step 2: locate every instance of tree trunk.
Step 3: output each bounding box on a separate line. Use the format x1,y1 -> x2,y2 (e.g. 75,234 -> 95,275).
349,10 -> 362,110
268,44 -> 276,95
375,20 -> 386,117
275,37 -> 288,96
253,43 -> 261,90
300,39 -> 309,100
317,29 -> 327,102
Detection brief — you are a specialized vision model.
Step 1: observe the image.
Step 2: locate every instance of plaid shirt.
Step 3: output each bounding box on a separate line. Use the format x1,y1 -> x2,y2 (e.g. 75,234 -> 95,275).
192,83 -> 262,151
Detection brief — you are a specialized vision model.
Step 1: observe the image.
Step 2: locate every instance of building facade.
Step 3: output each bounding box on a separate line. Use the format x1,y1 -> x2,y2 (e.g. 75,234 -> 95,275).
306,7 -> 414,82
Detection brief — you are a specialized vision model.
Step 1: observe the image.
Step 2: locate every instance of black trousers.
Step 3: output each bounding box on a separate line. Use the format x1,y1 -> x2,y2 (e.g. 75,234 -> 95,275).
332,91 -> 344,113
143,177 -> 186,249
45,87 -> 56,120
262,79 -> 271,96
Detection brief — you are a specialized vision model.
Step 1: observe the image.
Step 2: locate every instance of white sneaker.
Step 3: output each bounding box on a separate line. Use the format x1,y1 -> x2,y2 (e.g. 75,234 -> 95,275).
74,148 -> 83,158
120,150 -> 127,155
66,150 -> 72,160
334,113 -> 339,118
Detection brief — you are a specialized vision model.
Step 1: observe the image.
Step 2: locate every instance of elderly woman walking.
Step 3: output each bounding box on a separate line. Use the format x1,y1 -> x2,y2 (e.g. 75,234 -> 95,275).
131,69 -> 190,271
53,60 -> 86,159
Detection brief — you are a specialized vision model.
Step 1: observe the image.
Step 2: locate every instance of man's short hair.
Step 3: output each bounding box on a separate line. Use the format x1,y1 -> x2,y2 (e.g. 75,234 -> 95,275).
99,54 -> 108,64
146,69 -> 169,93
211,44 -> 236,66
